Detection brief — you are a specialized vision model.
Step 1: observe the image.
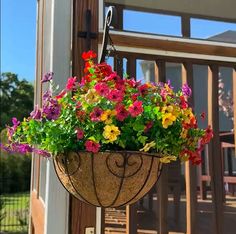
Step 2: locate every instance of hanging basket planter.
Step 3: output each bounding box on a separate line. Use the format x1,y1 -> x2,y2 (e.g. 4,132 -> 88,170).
54,151 -> 162,207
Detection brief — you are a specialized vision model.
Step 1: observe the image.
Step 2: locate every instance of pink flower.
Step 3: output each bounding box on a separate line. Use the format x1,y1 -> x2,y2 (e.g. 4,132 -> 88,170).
107,90 -> 124,102
90,107 -> 103,122
115,80 -> 125,92
116,104 -> 129,121
85,140 -> 100,153
129,101 -> 143,117
125,78 -> 139,88
76,129 -> 84,140
94,83 -> 109,96
66,77 -> 77,90
104,72 -> 121,82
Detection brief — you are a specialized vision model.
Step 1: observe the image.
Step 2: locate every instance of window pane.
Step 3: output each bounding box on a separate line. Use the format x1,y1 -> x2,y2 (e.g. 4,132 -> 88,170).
124,10 -> 181,36
191,18 -> 236,43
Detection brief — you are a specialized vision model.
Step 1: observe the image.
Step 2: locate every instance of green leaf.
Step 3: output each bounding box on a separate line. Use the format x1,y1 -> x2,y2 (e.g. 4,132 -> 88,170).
138,135 -> 148,145
133,121 -> 145,131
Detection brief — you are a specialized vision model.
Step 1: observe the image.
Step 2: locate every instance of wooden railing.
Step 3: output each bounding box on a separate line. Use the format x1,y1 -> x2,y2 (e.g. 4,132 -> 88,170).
98,31 -> 236,234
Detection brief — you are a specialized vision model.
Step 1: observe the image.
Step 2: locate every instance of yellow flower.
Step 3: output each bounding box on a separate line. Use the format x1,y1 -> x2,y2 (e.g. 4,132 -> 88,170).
180,129 -> 188,139
103,125 -> 120,142
84,89 -> 99,104
101,110 -> 117,124
182,108 -> 194,124
160,155 -> 177,164
139,141 -> 156,152
162,113 -> 176,128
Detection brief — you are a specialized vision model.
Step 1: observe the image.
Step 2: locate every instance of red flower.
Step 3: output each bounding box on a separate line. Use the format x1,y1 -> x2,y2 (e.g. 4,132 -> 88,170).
90,107 -> 103,122
85,140 -> 100,153
107,90 -> 124,102
131,93 -> 139,101
201,126 -> 213,145
76,110 -> 86,121
144,121 -> 154,133
200,112 -> 206,120
96,63 -> 113,77
76,129 -> 84,140
129,101 -> 143,117
180,95 -> 188,109
55,89 -> 67,99
116,104 -> 129,121
82,50 -> 97,61
189,151 -> 202,165
66,77 -> 77,90
138,84 -> 149,96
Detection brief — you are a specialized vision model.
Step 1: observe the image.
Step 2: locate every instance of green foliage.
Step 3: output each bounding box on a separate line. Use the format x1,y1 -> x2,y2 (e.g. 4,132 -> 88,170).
0,72 -> 34,131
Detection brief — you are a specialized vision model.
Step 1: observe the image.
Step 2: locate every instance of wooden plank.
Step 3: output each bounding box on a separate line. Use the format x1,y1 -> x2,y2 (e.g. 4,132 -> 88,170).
157,165 -> 168,234
108,50 -> 236,68
71,0 -> 98,233
114,54 -> 124,77
31,191 -> 45,234
98,32 -> 236,59
72,0 -> 99,79
181,63 -> 197,234
207,65 -> 224,234
126,204 -> 137,234
154,59 -> 168,233
155,60 -> 166,83
233,68 -> 236,148
181,15 -> 190,38
126,56 -> 136,78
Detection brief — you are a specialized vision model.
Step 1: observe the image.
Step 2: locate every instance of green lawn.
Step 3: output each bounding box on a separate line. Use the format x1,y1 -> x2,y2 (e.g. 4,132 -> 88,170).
0,192 -> 29,233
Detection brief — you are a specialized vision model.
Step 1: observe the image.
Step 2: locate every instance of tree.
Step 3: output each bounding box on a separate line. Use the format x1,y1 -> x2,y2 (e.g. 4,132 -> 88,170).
0,72 -> 34,131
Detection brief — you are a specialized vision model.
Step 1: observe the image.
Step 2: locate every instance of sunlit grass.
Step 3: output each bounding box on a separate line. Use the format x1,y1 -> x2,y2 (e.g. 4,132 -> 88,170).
0,192 -> 29,233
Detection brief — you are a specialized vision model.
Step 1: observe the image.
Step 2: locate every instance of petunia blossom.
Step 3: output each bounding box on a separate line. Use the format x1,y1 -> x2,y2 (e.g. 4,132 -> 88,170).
182,83 -> 192,97
85,140 -> 100,153
129,101 -> 143,117
41,72 -> 54,83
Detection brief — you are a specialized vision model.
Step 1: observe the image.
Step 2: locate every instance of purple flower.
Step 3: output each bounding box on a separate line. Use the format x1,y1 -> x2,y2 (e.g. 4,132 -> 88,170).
30,105 -> 42,120
33,148 -> 51,158
182,83 -> 192,97
43,90 -> 52,101
14,143 -> 33,154
41,72 -> 54,83
12,117 -> 20,128
0,143 -> 12,153
42,98 -> 61,120
166,80 -> 174,89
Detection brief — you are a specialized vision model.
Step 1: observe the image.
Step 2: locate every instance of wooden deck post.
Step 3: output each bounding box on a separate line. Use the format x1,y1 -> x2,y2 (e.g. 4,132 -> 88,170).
181,15 -> 190,38
207,65 -> 224,234
71,0 -> 98,233
181,63 -> 197,234
155,60 -> 168,234
233,68 -> 236,148
157,165 -> 169,234
126,204 -> 137,234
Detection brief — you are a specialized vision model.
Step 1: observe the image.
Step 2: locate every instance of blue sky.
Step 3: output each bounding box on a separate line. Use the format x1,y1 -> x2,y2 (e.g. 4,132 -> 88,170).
1,2 -> 236,82
1,0 -> 37,82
